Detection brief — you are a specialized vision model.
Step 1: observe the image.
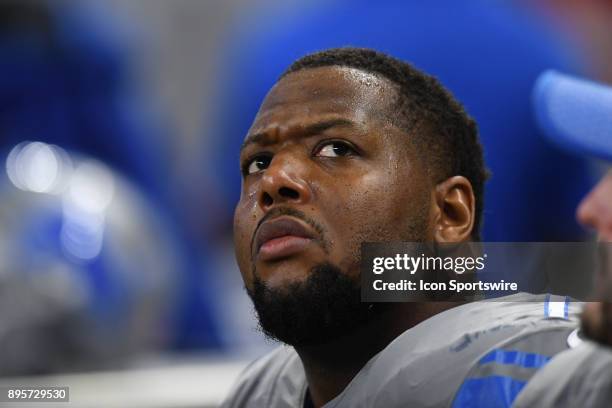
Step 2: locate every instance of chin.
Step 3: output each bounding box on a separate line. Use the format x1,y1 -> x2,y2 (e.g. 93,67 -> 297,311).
254,253 -> 327,282
247,260 -> 367,346
256,263 -> 316,289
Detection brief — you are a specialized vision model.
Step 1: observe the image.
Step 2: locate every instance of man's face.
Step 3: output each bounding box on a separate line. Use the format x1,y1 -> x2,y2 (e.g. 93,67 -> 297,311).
578,171 -> 612,343
233,66 -> 434,344
577,170 -> 612,289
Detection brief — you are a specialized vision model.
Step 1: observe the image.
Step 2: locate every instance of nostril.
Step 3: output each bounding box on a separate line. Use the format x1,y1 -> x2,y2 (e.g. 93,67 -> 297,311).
262,192 -> 273,207
279,187 -> 299,200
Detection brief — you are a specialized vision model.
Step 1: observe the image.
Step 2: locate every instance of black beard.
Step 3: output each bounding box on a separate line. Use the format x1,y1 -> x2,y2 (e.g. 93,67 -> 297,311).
246,262 -> 385,347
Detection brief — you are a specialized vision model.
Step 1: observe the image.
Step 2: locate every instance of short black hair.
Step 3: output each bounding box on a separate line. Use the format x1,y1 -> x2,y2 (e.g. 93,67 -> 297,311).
281,47 -> 488,240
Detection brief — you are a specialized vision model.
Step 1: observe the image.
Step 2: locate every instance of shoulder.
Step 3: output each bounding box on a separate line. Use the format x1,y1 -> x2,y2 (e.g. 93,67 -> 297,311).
449,321 -> 577,407
327,294 -> 580,408
446,294 -> 581,408
513,340 -> 612,408
220,346 -> 306,408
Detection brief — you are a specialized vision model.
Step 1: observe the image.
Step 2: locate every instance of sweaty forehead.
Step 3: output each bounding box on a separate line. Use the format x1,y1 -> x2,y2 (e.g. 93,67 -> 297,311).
250,66 -> 398,133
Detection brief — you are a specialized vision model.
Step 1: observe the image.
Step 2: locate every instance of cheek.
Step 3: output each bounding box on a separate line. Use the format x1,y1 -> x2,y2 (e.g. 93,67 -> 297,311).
320,166 -> 430,273
233,192 -> 259,284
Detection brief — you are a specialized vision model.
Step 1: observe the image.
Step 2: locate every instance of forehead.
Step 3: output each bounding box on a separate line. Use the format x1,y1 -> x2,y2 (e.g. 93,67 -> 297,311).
248,66 -> 398,136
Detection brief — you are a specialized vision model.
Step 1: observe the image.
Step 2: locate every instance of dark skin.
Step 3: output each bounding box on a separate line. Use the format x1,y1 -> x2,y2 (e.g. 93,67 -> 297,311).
234,66 -> 476,407
578,171 -> 612,344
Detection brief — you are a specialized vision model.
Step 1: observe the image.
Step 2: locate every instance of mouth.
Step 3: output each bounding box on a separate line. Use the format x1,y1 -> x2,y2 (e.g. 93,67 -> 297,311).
254,216 -> 317,262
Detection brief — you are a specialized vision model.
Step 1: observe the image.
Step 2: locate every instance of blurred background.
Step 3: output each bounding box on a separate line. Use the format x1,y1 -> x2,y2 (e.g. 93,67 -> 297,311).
0,0 -> 610,406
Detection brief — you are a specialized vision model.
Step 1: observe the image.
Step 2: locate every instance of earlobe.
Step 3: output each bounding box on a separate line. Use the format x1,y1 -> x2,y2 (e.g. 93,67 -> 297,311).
433,176 -> 475,243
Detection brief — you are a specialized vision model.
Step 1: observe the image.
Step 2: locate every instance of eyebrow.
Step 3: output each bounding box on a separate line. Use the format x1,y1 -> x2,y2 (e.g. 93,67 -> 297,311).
240,118 -> 356,153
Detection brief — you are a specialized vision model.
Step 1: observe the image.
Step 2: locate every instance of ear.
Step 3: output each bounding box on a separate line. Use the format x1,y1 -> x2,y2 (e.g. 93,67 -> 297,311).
432,176 -> 475,242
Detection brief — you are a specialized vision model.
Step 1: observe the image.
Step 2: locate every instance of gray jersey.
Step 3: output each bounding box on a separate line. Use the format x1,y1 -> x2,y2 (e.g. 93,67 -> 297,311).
221,294 -> 581,408
513,341 -> 612,408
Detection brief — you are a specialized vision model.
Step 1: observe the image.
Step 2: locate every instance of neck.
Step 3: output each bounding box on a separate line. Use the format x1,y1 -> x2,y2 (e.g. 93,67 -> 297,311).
295,302 -> 460,408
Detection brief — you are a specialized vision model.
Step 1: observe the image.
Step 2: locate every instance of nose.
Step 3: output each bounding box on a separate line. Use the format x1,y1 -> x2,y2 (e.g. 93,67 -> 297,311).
258,153 -> 312,211
577,171 -> 612,239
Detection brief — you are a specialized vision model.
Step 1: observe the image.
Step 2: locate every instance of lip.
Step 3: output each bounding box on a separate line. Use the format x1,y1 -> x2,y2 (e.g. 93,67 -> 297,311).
254,216 -> 316,261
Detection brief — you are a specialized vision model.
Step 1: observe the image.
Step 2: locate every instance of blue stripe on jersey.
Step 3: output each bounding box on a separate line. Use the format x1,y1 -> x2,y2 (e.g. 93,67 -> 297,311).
544,293 -> 551,318
478,349 -> 552,368
451,376 -> 527,408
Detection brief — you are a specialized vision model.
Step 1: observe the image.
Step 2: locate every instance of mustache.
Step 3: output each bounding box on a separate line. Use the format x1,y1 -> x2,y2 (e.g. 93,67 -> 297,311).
250,206 -> 329,258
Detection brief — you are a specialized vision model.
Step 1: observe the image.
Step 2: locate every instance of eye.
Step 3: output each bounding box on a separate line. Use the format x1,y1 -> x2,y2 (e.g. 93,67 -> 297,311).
315,141 -> 355,158
244,155 -> 271,175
